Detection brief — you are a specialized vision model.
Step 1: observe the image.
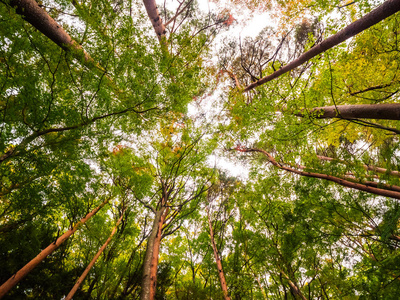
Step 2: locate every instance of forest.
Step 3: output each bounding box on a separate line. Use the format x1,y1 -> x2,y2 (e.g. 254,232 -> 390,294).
1,0 -> 400,299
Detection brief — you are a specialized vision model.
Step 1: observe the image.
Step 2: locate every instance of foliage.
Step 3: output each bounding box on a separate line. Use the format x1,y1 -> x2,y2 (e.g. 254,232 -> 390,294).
1,0 -> 400,299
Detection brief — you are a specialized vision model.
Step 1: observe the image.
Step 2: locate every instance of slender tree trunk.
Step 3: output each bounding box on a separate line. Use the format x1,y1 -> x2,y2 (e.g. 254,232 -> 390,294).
342,175 -> 400,192
237,147 -> 400,200
244,0 -> 400,91
299,104 -> 400,120
278,268 -> 307,300
140,206 -> 168,300
287,280 -> 307,300
293,162 -> 400,191
243,255 -> 267,300
6,0 -> 102,71
142,0 -> 166,41
317,155 -> 400,178
0,196 -> 111,298
65,209 -> 125,300
207,211 -> 231,300
255,275 -> 268,300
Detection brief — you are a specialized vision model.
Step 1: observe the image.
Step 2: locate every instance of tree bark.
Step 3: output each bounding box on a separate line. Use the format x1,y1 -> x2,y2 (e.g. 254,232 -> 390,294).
244,0 -> 400,92
207,210 -> 231,300
299,103 -> 400,120
5,0 -> 103,71
317,155 -> 400,178
65,208 -> 125,300
294,158 -> 400,191
140,206 -> 168,300
287,279 -> 307,300
237,147 -> 400,200
0,196 -> 111,298
142,0 -> 166,42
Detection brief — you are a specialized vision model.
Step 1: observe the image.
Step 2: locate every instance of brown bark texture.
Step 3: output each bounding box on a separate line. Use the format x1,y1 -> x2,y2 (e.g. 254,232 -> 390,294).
0,197 -> 111,298
301,104 -> 400,120
277,267 -> 307,300
207,211 -> 231,300
287,280 -> 308,300
142,0 -> 167,41
6,0 -> 100,68
244,0 -> 400,92
65,209 -> 125,300
237,147 -> 400,200
140,206 -> 168,300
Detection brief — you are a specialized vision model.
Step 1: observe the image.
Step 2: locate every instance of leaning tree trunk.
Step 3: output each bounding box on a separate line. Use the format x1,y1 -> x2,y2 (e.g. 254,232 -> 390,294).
140,206 -> 168,300
6,0 -> 103,72
0,196 -> 111,298
316,155 -> 400,178
207,210 -> 231,300
299,103 -> 400,120
237,147 -> 400,200
65,208 -> 126,300
142,0 -> 166,42
286,278 -> 307,300
244,0 -> 400,91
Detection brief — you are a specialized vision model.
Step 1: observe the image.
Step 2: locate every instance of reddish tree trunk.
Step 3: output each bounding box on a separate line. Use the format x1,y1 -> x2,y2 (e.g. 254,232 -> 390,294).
293,160 -> 400,191
142,0 -> 166,41
7,0 -> 100,69
140,206 -> 168,300
0,197 -> 111,298
300,104 -> 400,120
65,209 -> 125,300
238,147 -> 400,200
277,267 -> 307,300
244,0 -> 400,91
317,155 -> 400,178
207,211 -> 230,300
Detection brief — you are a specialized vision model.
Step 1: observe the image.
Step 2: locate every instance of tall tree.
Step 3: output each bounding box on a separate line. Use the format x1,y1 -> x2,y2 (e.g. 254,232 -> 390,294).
0,195 -> 112,298
243,0 -> 400,91
206,205 -> 230,300
235,146 -> 400,200
2,0 -> 400,298
65,207 -> 126,300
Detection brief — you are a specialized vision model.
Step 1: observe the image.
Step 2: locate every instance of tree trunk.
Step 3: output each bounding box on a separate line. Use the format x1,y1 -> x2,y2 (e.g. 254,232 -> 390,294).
244,0 -> 400,91
299,103 -> 400,120
140,206 -> 168,300
0,196 -> 111,298
243,255 -> 267,300
278,268 -> 307,300
65,209 -> 125,300
207,211 -> 231,300
142,0 -> 166,42
237,147 -> 400,200
316,155 -> 400,178
287,280 -> 307,300
6,0 -> 103,71
293,160 -> 400,191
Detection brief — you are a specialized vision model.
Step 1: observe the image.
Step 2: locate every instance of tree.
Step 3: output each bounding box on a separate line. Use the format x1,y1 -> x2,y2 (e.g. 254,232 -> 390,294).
65,207 -> 126,300
235,146 -> 400,200
2,0 -> 400,298
5,0 -> 104,72
243,0 -> 400,91
206,197 -> 231,300
0,195 -> 112,298
298,103 -> 400,120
